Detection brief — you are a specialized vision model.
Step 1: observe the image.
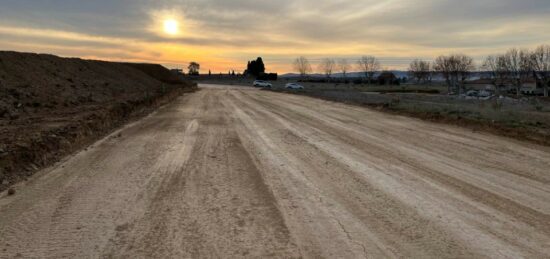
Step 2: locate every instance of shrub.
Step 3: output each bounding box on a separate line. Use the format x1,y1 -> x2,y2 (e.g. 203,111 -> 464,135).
257,73 -> 278,81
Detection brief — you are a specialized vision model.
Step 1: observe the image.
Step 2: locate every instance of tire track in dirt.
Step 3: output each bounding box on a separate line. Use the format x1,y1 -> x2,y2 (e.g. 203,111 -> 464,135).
223,93 -> 478,258
1,85 -> 549,258
228,87 -> 550,257
0,89 -> 300,258
268,91 -> 550,185
240,90 -> 550,216
101,89 -> 298,258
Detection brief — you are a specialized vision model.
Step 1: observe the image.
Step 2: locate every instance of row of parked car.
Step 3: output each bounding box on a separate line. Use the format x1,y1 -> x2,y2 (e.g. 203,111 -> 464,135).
253,80 -> 304,90
460,86 -> 546,100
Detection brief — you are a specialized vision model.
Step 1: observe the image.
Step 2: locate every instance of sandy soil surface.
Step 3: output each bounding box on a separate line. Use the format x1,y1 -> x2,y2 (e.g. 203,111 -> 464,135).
1,84 -> 549,258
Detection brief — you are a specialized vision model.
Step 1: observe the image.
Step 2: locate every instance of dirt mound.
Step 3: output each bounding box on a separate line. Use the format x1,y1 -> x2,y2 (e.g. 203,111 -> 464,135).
123,63 -> 184,84
0,51 -> 196,190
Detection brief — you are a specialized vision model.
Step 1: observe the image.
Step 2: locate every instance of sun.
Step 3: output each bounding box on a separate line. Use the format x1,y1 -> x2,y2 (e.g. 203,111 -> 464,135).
163,19 -> 179,35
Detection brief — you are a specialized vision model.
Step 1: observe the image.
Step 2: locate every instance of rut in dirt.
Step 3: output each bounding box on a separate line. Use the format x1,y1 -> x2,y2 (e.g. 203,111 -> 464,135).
1,84 -> 549,258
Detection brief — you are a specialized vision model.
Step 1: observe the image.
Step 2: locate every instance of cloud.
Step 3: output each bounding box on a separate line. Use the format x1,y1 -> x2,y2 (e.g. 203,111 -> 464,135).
1,0 -> 549,72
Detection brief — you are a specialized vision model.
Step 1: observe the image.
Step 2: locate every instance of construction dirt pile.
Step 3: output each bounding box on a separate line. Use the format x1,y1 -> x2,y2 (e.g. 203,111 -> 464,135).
0,51 -> 196,191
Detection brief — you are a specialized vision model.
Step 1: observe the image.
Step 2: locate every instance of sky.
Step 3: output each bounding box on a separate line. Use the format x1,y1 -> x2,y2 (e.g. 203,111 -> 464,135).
1,0 -> 549,73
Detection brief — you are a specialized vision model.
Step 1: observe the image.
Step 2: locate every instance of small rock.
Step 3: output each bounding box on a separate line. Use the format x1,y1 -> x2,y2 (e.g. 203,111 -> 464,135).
7,188 -> 15,196
2,180 -> 8,185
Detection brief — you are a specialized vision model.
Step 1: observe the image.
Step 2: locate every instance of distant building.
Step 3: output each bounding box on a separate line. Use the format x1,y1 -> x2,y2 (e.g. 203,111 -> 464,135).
377,71 -> 398,85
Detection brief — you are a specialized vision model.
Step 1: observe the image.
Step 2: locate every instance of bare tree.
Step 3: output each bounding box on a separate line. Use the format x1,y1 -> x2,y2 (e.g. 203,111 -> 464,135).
455,54 -> 476,91
408,59 -> 431,84
434,54 -> 475,94
293,56 -> 312,78
433,56 -> 454,93
531,45 -> 550,97
337,59 -> 351,79
482,54 -> 509,95
318,58 -> 336,79
502,48 -> 533,96
357,56 -> 381,84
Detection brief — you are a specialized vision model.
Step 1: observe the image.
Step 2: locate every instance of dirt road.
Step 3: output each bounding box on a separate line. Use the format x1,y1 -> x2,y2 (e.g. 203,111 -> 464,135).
1,84 -> 549,258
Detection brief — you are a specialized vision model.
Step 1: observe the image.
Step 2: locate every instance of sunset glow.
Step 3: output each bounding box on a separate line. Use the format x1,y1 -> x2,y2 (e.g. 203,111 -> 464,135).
1,1 -> 549,73
163,19 -> 179,35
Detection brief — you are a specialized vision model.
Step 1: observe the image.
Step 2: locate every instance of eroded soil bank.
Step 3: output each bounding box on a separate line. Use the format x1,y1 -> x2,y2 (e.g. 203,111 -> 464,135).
0,51 -> 196,191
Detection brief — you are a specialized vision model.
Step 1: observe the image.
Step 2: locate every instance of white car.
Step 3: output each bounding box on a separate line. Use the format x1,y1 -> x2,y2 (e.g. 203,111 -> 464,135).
521,85 -> 544,96
285,83 -> 304,90
253,80 -> 272,88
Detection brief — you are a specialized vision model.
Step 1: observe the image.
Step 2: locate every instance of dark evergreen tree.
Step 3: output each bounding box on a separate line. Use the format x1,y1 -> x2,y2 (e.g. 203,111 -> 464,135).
255,57 -> 265,74
246,57 -> 266,77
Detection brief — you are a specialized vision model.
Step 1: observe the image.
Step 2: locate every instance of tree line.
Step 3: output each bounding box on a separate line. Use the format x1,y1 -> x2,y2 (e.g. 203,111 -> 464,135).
293,56 -> 392,84
293,44 -> 550,97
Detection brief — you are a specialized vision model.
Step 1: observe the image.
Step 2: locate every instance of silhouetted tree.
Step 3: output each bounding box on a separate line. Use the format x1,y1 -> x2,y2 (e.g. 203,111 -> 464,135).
408,59 -> 431,84
245,57 -> 266,77
504,48 -> 533,96
338,59 -> 351,79
293,56 -> 312,78
318,58 -> 336,79
188,62 -> 200,75
531,45 -> 550,97
434,54 -> 475,94
482,54 -> 508,95
357,56 -> 381,84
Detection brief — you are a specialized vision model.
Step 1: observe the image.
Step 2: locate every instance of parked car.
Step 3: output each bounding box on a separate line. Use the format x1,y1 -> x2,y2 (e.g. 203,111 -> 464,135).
461,89 -> 494,100
253,80 -> 272,88
465,90 -> 478,97
521,85 -> 544,96
478,90 -> 494,100
285,83 -> 304,90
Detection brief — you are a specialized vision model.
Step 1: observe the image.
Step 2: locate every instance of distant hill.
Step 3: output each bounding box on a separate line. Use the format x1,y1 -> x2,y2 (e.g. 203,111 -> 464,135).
280,71 -> 410,79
